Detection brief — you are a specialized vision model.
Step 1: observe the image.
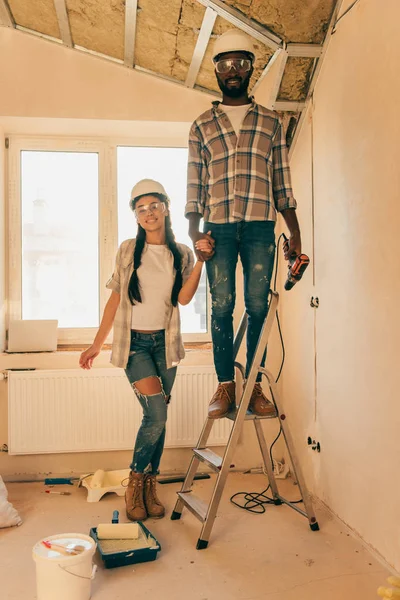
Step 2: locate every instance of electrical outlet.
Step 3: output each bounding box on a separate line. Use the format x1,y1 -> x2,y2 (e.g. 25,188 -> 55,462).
307,437 -> 321,452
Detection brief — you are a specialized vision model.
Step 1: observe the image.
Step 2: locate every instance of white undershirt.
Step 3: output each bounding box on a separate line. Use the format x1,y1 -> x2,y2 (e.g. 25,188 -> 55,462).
131,244 -> 174,330
220,103 -> 251,136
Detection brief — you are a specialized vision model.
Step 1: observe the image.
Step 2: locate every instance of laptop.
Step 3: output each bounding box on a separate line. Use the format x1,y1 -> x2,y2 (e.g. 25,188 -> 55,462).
7,320 -> 58,353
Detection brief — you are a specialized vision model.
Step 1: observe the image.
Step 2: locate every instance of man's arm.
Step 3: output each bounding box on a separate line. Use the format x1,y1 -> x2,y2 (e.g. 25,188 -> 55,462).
281,208 -> 301,258
272,120 -> 301,259
185,123 -> 214,261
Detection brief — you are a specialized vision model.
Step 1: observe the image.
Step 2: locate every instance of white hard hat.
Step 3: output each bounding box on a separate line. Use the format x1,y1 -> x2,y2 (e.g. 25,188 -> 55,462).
212,30 -> 255,63
130,179 -> 169,202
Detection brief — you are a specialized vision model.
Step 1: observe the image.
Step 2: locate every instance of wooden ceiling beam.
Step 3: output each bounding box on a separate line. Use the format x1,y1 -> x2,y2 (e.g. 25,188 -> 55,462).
53,0 -> 72,47
185,7 -> 217,88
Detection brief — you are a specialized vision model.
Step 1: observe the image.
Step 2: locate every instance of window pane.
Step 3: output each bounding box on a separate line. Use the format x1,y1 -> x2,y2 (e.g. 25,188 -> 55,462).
117,146 -> 207,334
21,151 -> 99,328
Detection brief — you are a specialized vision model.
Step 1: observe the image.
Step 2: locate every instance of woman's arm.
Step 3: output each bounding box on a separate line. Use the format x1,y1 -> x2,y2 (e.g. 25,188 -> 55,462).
178,260 -> 204,306
79,291 -> 120,369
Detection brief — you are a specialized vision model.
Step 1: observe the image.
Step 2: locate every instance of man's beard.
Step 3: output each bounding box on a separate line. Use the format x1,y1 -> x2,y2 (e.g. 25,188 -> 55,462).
216,72 -> 251,98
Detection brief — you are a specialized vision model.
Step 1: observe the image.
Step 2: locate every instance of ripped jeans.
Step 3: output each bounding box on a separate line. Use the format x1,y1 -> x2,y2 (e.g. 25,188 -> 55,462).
204,221 -> 276,383
124,330 -> 177,474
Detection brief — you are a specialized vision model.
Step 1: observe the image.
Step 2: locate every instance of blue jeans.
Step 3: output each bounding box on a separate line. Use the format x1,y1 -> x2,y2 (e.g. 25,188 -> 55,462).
124,330 -> 177,474
204,221 -> 276,383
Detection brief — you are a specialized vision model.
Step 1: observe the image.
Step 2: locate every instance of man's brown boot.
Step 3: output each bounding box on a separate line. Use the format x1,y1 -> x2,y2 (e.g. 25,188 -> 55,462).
125,471 -> 147,521
208,382 -> 236,419
144,474 -> 165,518
249,383 -> 276,417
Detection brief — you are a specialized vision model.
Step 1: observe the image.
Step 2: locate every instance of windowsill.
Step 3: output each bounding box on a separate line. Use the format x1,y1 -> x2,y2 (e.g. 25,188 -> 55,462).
55,342 -> 212,352
0,342 -> 212,360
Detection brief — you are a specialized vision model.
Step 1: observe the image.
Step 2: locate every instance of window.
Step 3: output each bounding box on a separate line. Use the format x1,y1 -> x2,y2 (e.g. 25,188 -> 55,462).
7,137 -> 209,344
20,151 -> 99,328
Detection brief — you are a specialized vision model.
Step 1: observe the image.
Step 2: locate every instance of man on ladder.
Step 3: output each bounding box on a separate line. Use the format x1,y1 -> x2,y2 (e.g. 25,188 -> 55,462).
185,29 -> 302,419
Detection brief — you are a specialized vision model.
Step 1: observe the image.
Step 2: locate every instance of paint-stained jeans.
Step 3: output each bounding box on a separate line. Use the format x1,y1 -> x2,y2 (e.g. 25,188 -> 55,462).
124,330 -> 177,474
204,221 -> 276,383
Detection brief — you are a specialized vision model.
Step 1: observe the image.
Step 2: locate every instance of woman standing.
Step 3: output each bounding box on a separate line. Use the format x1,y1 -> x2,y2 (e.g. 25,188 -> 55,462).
79,179 -> 212,521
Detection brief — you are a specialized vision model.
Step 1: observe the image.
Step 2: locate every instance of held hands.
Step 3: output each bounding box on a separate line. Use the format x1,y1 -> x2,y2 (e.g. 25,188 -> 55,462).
192,231 -> 215,262
79,345 -> 101,370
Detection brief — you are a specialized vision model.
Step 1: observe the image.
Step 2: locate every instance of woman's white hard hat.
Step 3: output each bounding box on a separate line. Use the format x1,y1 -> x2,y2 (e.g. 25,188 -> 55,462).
130,179 -> 169,202
212,30 -> 255,63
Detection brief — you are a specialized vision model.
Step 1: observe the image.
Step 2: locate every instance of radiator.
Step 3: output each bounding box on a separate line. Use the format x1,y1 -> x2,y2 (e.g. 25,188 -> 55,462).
8,367 -> 231,455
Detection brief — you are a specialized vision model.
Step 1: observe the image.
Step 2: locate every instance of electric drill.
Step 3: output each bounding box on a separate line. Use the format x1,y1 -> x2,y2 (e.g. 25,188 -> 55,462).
282,234 -> 310,291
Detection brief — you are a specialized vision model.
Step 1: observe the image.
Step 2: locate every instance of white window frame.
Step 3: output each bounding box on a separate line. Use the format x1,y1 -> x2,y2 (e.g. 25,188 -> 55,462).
7,135 -> 211,345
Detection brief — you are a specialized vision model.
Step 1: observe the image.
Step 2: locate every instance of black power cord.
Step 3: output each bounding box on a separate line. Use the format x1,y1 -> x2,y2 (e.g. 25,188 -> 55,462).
229,233 -> 302,513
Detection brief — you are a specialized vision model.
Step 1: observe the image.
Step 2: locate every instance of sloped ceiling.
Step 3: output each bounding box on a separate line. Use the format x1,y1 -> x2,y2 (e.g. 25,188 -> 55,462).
2,0 -> 337,142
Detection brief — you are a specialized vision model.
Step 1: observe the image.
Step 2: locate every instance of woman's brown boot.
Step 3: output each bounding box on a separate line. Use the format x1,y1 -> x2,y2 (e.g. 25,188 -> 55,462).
125,471 -> 147,521
144,474 -> 165,518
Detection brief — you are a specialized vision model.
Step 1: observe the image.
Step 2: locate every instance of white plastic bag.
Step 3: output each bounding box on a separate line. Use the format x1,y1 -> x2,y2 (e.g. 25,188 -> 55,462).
0,475 -> 22,528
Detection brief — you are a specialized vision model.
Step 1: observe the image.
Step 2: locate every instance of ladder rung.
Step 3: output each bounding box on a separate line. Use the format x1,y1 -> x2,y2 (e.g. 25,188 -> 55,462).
177,492 -> 208,522
193,448 -> 222,471
226,410 -> 277,421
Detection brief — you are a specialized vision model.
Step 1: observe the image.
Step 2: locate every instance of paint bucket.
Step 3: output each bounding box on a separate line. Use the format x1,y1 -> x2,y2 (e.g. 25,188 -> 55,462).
32,533 -> 96,600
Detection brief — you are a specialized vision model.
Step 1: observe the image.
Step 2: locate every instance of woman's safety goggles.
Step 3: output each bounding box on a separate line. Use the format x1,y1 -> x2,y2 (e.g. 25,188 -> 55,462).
135,201 -> 166,218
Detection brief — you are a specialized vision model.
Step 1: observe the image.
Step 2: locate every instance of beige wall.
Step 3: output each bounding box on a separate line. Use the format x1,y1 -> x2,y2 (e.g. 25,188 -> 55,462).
0,126 -> 5,351
283,0 -> 400,571
0,27 -> 212,121
0,28 -> 284,480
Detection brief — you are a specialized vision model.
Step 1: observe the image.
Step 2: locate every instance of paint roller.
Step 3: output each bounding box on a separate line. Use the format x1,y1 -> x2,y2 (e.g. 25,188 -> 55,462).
377,576 -> 400,598
96,509 -> 140,540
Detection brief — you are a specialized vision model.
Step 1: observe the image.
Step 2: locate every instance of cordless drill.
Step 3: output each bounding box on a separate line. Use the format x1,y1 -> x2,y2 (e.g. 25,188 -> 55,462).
282,233 -> 310,291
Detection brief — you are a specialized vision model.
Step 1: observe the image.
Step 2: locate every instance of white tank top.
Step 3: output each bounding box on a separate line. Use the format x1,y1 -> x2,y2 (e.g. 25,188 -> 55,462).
130,244 -> 175,330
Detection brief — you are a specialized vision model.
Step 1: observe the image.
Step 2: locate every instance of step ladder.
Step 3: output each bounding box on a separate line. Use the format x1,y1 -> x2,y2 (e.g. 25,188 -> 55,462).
171,291 -> 319,549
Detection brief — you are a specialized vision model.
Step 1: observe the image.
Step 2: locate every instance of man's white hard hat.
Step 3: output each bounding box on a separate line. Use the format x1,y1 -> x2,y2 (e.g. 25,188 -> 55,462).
212,29 -> 255,63
130,179 -> 169,202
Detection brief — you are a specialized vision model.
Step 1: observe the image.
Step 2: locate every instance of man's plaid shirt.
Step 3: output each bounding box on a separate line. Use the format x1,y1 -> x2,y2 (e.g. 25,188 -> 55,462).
185,99 -> 297,224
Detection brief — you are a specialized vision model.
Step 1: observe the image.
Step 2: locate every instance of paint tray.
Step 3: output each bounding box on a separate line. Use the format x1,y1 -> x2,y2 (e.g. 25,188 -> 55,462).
90,511 -> 161,569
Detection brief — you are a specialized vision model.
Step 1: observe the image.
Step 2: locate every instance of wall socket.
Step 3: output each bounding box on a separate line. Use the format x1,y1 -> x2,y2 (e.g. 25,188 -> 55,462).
307,437 -> 321,452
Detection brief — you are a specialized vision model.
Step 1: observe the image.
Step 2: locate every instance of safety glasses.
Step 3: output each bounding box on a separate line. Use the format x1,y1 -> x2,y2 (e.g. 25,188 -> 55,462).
135,201 -> 166,218
215,58 -> 252,74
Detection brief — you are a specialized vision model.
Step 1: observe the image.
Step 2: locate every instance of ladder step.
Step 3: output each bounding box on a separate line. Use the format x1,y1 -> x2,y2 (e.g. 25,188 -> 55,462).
193,448 -> 222,471
177,492 -> 208,522
226,410 -> 277,421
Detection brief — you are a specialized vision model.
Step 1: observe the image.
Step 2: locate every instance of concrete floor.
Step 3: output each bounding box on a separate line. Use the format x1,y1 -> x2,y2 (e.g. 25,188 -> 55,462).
0,474 -> 390,599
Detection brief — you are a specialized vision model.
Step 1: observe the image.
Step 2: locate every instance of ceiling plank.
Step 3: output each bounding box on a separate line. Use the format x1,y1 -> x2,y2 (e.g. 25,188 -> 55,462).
53,0 -> 72,47
185,7 -> 217,88
264,48 -> 289,109
0,0 -> 14,27
124,0 -> 138,68
289,0 -> 346,154
251,48 -> 281,96
196,0 -> 283,52
274,101 -> 306,112
287,44 -> 323,58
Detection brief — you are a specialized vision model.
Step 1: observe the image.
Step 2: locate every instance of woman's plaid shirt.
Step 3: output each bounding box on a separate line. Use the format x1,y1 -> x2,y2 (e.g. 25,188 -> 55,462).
185,99 -> 297,224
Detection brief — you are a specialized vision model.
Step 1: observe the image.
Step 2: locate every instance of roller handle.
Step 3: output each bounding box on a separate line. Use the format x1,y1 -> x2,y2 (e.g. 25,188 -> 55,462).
112,510 -> 119,524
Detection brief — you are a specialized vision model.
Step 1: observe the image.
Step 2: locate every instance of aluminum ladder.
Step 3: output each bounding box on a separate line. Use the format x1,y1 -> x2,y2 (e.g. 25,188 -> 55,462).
171,291 -> 319,549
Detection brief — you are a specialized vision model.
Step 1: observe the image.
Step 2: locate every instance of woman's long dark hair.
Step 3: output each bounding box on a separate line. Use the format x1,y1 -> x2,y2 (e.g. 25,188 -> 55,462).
128,193 -> 183,307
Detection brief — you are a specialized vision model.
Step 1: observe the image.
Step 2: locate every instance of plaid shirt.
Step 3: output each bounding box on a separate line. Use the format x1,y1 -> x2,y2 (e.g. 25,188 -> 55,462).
106,238 -> 194,369
185,99 -> 297,223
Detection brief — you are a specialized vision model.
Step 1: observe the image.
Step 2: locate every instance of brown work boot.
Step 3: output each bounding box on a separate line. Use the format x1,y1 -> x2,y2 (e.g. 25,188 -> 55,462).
144,474 -> 165,518
249,383 -> 276,417
208,382 -> 236,419
125,471 -> 147,521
